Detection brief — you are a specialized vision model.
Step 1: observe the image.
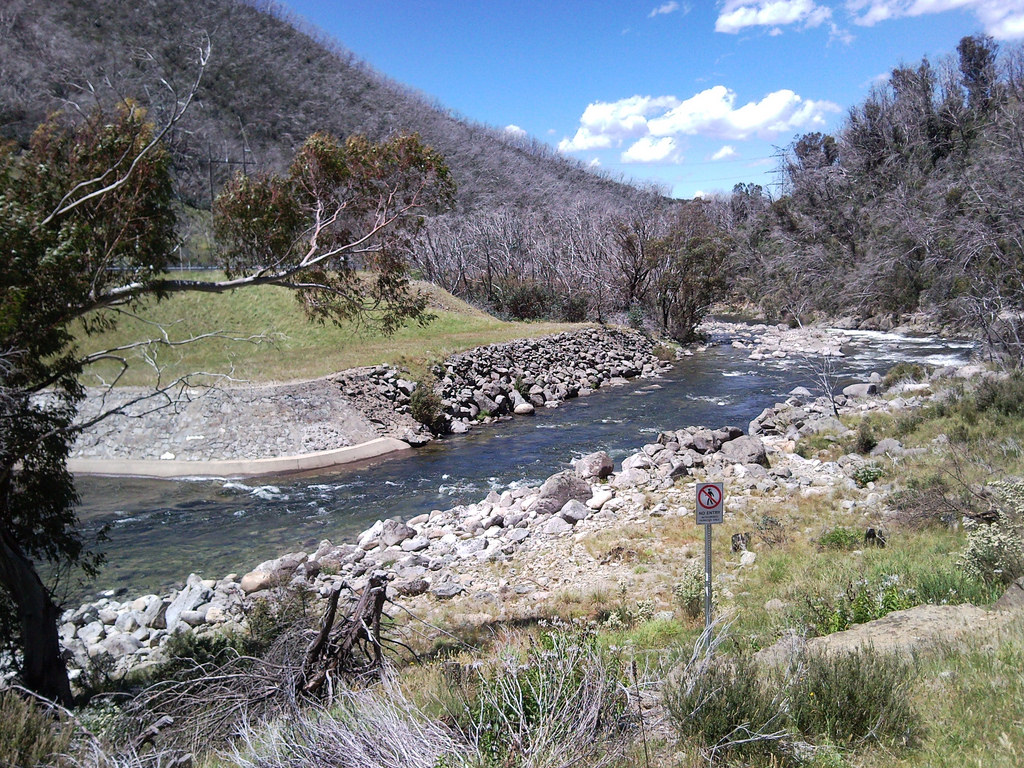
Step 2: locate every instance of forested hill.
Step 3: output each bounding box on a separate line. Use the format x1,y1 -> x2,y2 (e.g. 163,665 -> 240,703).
0,0 -> 649,213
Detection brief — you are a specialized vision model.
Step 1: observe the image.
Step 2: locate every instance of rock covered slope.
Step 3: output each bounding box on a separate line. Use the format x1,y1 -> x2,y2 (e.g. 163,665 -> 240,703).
70,327 -> 668,464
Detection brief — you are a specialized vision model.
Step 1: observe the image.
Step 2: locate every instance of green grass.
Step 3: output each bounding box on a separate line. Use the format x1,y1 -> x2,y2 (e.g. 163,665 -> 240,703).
73,276 -> 584,385
860,616 -> 1024,768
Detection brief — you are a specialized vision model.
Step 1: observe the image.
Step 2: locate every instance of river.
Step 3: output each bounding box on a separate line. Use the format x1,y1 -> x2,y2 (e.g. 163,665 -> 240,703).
72,328 -> 973,600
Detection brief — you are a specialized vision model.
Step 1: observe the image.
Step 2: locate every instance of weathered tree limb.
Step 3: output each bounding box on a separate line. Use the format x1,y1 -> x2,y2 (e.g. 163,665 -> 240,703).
300,573 -> 389,697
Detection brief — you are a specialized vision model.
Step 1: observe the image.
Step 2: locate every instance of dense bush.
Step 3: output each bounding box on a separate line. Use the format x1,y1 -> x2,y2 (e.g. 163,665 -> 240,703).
410,383 -> 446,433
494,280 -> 557,320
883,362 -> 927,389
665,652 -> 788,763
959,521 -> 1024,586
958,480 -> 1024,586
818,526 -> 862,550
852,464 -> 884,487
801,575 -> 918,636
673,561 -> 705,619
789,648 -> 919,748
972,374 -> 1024,418
665,642 -> 921,763
854,421 -> 878,455
0,690 -> 77,768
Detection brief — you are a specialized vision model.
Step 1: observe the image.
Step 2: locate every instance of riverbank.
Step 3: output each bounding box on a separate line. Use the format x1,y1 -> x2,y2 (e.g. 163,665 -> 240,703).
57,339 -> 998,683
51,322 -> 1024,768
69,326 -> 671,478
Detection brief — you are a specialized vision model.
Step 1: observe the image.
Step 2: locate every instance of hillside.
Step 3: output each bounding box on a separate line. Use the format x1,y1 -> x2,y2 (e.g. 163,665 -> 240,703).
0,0 -> 649,214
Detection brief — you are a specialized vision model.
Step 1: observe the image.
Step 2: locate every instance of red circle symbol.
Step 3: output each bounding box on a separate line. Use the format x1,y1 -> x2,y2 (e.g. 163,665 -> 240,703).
698,484 -> 722,509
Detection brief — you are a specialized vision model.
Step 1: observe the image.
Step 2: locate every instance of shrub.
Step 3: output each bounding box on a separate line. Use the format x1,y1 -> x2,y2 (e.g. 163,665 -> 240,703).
652,342 -> 677,362
449,626 -> 630,767
854,421 -> 877,454
819,528 -> 860,548
494,280 -> 555,320
559,292 -> 589,322
410,384 -> 446,433
664,640 -> 921,762
664,652 -> 788,764
882,362 -> 926,389
626,304 -> 645,330
852,464 -> 883,487
225,684 -> 466,768
673,561 -> 705,619
972,373 -> 1024,418
149,628 -> 260,683
958,519 -> 1024,586
789,648 -> 920,748
894,411 -> 924,437
801,576 -> 918,636
958,480 -> 1024,586
818,526 -> 861,550
0,690 -> 77,768
757,514 -> 789,547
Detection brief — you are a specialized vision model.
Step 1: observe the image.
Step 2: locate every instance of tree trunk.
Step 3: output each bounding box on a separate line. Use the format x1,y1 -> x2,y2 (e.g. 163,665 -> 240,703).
0,526 -> 73,706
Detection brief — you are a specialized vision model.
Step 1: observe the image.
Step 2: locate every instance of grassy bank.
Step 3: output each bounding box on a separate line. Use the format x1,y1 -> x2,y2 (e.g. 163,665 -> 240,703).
74,276 -> 583,386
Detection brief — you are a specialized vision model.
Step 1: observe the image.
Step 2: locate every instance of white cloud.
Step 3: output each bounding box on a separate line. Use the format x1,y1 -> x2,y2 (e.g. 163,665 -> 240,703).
711,144 -> 739,160
558,95 -> 681,152
559,86 -> 838,161
694,190 -> 709,198
621,136 -> 682,163
647,85 -> 840,140
504,124 -> 527,139
649,1 -> 685,17
828,21 -> 855,43
846,0 -> 1024,39
589,157 -> 602,167
716,0 -> 832,33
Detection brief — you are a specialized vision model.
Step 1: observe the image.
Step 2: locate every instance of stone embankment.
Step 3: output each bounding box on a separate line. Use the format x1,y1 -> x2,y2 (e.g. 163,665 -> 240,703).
61,352 -> 978,682
433,327 -> 670,433
69,327 -> 668,469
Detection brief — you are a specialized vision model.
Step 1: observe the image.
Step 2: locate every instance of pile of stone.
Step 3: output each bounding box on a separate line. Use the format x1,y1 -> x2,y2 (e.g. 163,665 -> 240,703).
59,574 -> 246,682
434,328 -> 670,432
333,365 -> 433,445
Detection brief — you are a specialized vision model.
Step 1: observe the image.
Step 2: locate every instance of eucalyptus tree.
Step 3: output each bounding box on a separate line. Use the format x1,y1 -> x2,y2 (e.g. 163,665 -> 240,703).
0,77 -> 452,703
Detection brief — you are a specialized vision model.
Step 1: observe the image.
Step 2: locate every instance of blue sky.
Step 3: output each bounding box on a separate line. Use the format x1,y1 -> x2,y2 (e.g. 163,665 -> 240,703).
280,1 -> 1024,199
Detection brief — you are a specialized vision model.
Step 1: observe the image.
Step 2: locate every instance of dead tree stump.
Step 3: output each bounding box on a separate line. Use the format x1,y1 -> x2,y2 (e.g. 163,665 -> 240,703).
299,572 -> 388,697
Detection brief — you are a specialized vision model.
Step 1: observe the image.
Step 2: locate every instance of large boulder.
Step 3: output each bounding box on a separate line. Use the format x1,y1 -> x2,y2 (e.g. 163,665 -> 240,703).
534,471 -> 591,516
240,552 -> 307,594
995,577 -> 1024,611
559,499 -> 590,524
842,382 -> 878,398
611,468 -> 651,489
165,573 -> 213,632
510,389 -> 536,415
574,451 -> 614,480
719,435 -> 768,467
381,519 -> 416,547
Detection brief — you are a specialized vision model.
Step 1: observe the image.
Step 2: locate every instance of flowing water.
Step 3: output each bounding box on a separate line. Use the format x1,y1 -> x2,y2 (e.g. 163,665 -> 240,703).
72,328 -> 974,599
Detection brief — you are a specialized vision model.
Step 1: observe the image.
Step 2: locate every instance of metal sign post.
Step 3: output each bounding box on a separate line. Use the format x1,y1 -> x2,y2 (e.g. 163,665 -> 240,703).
695,482 -> 724,631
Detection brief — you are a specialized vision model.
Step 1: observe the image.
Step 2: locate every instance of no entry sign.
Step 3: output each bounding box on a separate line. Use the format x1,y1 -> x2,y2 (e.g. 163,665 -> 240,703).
696,482 -> 724,525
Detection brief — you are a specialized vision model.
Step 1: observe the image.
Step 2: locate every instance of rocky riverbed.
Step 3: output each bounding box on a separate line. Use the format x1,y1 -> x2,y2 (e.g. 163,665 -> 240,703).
55,319 -> 997,684
59,343 -> 986,683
